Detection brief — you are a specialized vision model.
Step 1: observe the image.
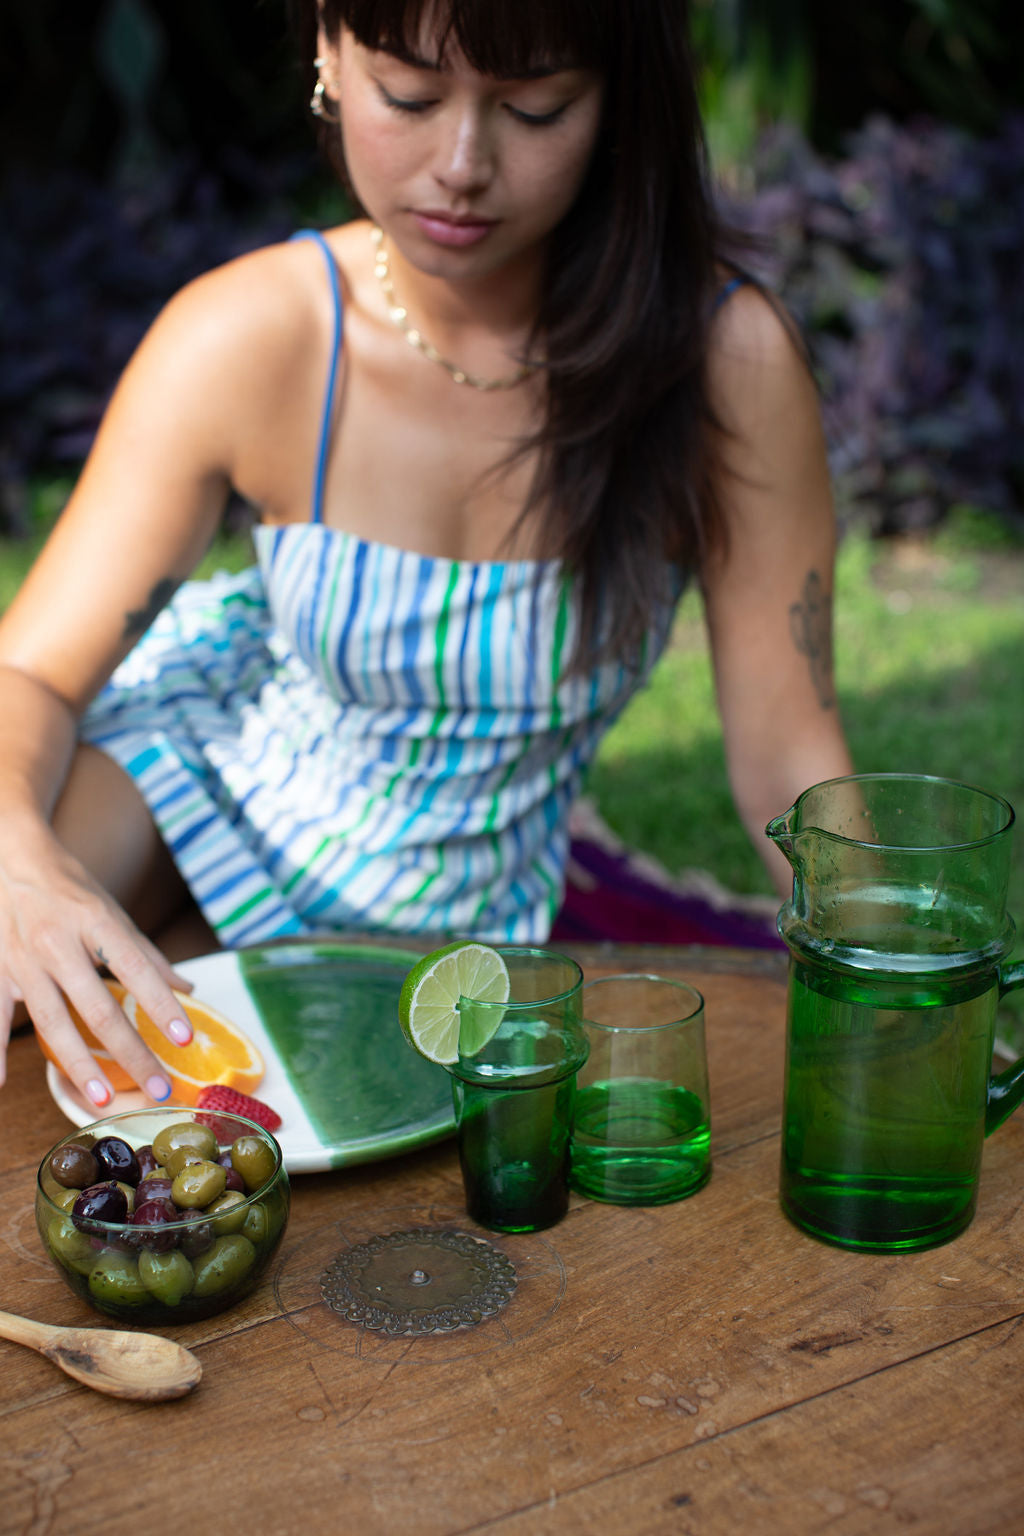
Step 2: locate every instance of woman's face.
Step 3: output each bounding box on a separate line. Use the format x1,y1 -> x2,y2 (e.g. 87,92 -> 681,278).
319,16 -> 604,282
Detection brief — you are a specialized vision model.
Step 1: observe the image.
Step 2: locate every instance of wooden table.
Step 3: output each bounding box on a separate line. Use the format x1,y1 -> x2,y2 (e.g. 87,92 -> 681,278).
3,943 -> 1023,1535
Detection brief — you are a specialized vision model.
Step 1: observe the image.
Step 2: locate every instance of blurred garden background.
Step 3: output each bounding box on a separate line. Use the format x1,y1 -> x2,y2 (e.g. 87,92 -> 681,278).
1,1 -> 1022,1035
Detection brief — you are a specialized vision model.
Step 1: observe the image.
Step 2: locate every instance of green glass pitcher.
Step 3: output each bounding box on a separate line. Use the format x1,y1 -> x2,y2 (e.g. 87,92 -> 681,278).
766,773 -> 1024,1253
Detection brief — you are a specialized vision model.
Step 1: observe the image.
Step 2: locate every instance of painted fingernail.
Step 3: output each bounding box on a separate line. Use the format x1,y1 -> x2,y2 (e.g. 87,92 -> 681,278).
167,1017 -> 193,1045
146,1074 -> 173,1102
86,1079 -> 112,1107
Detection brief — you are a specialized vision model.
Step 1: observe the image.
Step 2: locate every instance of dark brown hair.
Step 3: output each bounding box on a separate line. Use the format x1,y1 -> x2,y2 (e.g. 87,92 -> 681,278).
295,0 -> 725,668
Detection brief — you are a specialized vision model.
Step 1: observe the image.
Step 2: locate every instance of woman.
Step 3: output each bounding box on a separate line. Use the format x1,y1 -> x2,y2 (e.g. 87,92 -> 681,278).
0,0 -> 852,1104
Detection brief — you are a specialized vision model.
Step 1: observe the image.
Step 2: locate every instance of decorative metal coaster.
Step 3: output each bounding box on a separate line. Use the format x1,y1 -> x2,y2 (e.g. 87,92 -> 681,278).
320,1228 -> 517,1336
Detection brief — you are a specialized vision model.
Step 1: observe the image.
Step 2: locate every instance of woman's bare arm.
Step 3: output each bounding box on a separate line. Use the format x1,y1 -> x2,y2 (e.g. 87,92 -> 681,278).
701,287 -> 855,896
0,244 -> 318,1100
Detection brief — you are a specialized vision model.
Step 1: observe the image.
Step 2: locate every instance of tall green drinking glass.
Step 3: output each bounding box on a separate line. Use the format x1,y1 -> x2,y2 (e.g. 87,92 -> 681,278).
448,948 -> 587,1234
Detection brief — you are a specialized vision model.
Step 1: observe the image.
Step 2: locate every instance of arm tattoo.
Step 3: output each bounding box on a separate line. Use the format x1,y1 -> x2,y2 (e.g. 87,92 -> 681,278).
123,577 -> 181,641
789,569 -> 836,710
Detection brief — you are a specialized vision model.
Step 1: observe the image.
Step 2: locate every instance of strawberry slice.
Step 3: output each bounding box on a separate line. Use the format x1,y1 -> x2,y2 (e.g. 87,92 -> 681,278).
196,1084 -> 282,1136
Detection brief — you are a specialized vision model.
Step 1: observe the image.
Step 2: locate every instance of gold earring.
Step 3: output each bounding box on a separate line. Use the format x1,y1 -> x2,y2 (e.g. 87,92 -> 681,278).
310,57 -> 340,122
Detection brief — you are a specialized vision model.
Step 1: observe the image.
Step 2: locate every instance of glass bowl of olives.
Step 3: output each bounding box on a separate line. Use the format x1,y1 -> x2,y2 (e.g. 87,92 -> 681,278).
36,1108 -> 290,1325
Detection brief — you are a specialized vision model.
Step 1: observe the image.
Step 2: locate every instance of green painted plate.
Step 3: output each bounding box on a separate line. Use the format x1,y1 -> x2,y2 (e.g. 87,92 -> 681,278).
47,941 -> 456,1172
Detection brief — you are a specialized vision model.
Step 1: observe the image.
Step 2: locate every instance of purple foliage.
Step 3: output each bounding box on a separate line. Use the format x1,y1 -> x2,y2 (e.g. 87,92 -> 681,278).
1,117 -> 1022,536
0,155 -> 305,532
733,115 -> 1024,532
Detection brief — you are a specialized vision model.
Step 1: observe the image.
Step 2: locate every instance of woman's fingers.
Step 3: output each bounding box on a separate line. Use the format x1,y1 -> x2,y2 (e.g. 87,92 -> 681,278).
90,916 -> 196,1056
21,966 -> 123,1108
20,927 -> 198,1107
133,929 -> 196,996
0,834 -> 203,1100
0,982 -> 14,1087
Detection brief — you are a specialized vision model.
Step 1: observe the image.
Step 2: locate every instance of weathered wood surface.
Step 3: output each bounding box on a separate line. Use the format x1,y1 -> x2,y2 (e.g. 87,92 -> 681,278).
2,943 -> 1022,1536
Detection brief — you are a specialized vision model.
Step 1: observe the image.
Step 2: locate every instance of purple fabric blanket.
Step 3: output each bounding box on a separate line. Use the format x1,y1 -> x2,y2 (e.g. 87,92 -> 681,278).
550,800 -> 784,950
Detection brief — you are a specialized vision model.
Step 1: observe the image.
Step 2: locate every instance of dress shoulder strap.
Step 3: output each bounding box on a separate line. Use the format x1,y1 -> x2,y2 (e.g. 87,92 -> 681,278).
711,273 -> 751,312
291,228 -> 344,525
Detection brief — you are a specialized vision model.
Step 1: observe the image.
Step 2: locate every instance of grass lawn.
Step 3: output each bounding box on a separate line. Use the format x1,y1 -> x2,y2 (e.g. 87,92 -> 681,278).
587,513 -> 1024,1046
589,520 -> 1024,892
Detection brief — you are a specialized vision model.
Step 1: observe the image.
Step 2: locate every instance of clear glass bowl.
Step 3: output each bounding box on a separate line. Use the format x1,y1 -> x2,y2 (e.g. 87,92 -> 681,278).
36,1107 -> 289,1326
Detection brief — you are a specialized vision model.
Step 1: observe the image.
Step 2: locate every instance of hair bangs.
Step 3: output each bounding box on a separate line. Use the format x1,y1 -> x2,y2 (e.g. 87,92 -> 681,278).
329,0 -> 612,75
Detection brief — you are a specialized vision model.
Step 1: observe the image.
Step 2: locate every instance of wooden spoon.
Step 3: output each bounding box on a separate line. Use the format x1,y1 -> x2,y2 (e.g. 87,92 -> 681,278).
0,1307 -> 202,1400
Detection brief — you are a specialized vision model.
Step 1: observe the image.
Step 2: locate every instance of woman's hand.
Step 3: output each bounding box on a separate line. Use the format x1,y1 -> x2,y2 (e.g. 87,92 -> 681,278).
0,661 -> 198,1104
0,815 -> 195,1105
0,258 -> 264,1103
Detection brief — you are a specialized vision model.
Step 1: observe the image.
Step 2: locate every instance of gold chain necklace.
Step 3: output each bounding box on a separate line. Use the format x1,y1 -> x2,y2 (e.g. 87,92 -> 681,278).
370,226 -> 538,392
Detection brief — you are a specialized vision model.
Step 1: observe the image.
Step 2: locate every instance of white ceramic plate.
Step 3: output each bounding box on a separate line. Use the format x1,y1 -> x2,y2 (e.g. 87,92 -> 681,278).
46,941 -> 455,1173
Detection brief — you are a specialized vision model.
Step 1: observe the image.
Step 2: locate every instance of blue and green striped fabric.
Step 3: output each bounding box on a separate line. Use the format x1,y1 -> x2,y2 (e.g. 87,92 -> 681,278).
79,230 -> 681,947
81,533 -> 676,946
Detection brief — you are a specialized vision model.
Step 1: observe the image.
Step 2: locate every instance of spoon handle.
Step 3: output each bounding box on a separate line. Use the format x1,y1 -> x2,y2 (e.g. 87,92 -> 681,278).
0,1307 -> 62,1353
0,1305 -> 202,1399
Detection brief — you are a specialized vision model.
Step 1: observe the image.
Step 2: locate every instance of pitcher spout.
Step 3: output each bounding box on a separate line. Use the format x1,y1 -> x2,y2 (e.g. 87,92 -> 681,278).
765,808 -> 799,870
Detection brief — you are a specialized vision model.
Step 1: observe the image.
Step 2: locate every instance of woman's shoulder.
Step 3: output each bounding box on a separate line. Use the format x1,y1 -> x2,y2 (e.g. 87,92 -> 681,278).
90,230 -> 365,498
113,228 -> 369,459
709,273 -> 805,364
148,233 -> 347,371
705,275 -> 817,433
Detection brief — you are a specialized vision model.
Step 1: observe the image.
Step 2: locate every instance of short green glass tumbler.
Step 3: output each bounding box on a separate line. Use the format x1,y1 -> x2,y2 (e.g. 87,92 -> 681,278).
449,947 -> 588,1234
569,974 -> 711,1206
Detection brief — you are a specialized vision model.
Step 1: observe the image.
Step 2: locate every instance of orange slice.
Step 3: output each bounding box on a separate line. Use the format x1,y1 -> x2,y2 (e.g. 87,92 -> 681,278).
36,981 -> 265,1105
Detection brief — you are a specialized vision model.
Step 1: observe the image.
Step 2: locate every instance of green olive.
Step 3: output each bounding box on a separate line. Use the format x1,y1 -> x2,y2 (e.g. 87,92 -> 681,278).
48,1215 -> 98,1274
139,1166 -> 169,1184
48,1186 -> 79,1215
138,1249 -> 195,1307
190,1234 -> 257,1297
164,1145 -> 207,1179
205,1191 -> 248,1236
230,1135 -> 276,1193
171,1159 -> 227,1209
88,1250 -> 149,1308
267,1200 -> 288,1246
114,1180 -> 136,1215
241,1202 -> 268,1244
152,1120 -> 218,1166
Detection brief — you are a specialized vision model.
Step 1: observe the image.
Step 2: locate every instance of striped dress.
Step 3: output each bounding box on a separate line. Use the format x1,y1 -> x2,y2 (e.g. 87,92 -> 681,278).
80,232 -> 682,947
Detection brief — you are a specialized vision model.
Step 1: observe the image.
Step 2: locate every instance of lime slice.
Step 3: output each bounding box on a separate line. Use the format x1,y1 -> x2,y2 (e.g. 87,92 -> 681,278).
399,941 -> 511,1065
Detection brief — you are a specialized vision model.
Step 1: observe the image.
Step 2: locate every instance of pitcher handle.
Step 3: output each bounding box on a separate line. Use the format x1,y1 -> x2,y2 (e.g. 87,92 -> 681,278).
985,959 -> 1024,1136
